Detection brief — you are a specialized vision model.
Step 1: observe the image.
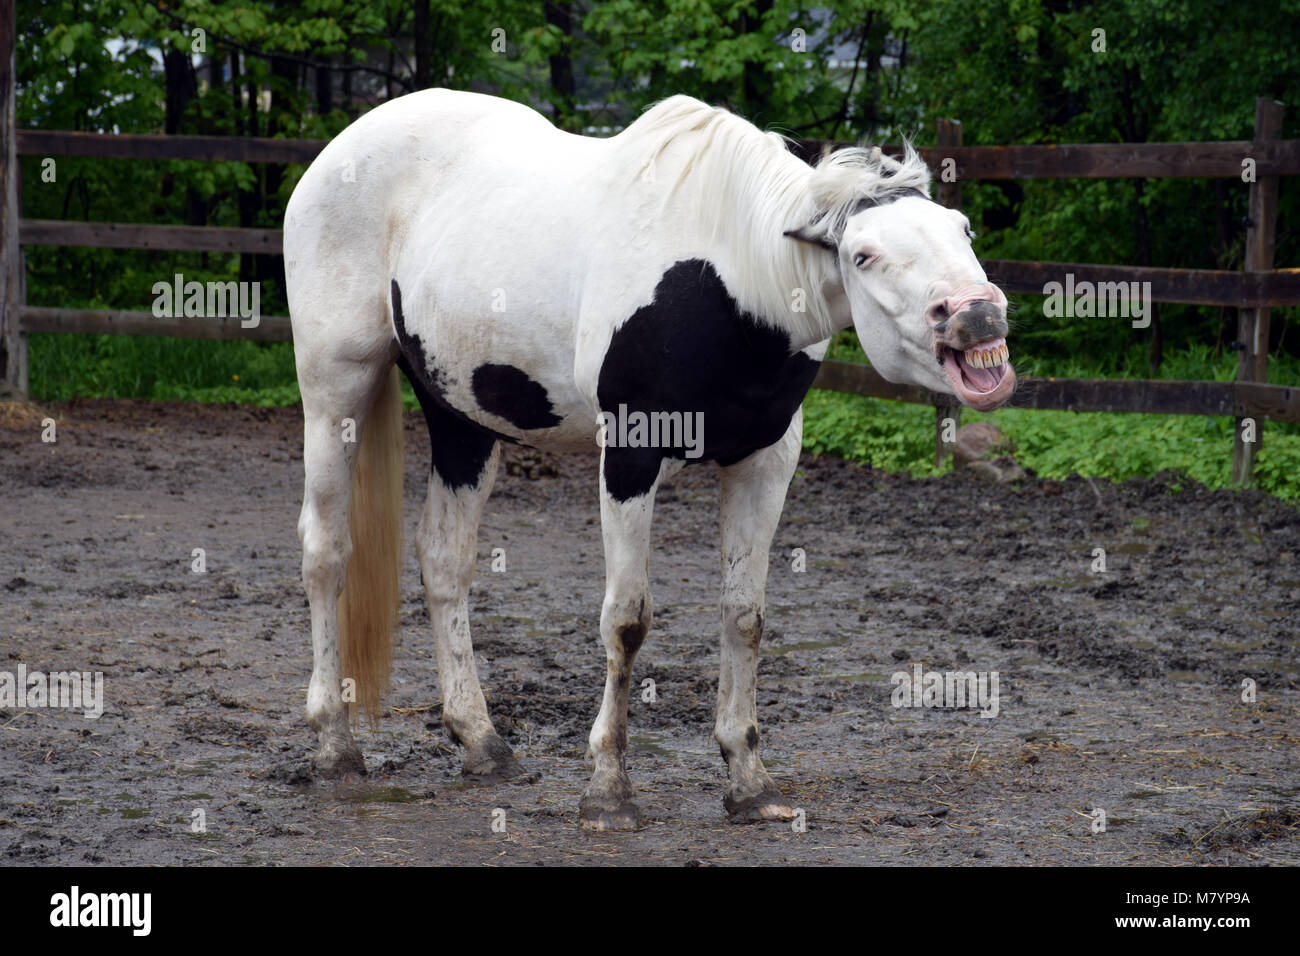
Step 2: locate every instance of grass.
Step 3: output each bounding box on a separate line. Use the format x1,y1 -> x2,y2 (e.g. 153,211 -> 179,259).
25,330 -> 1300,501
808,331 -> 1300,500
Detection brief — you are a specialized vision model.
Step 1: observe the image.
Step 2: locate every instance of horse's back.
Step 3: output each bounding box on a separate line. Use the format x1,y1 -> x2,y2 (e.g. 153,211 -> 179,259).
286,89 -> 562,270
285,91 -> 588,362
286,90 -> 609,447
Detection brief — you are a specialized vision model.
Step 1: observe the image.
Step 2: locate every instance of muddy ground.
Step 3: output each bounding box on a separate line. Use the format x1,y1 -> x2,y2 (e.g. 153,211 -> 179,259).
1,398 -> 1297,866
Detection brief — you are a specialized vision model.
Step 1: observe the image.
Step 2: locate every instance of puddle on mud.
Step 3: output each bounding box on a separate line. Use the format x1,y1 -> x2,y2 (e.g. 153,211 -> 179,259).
764,636 -> 850,656
630,733 -> 674,758
353,787 -> 425,804
329,784 -> 429,805
830,671 -> 891,683
478,614 -> 539,629
787,670 -> 890,683
1111,542 -> 1155,555
156,756 -> 243,777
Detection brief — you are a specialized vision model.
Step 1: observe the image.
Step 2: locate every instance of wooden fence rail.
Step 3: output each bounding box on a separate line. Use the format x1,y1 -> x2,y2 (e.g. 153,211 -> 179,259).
23,128 -> 1300,179
18,219 -> 1300,307
813,360 -> 1300,424
19,220 -> 283,254
0,1 -> 1292,484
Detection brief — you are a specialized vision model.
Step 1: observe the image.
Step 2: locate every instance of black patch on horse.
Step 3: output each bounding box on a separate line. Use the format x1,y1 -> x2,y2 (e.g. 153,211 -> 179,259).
471,363 -> 562,430
596,259 -> 820,502
391,279 -> 506,491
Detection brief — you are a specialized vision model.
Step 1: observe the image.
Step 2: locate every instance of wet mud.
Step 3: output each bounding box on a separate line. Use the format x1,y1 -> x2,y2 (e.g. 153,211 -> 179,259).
1,399 -> 1297,865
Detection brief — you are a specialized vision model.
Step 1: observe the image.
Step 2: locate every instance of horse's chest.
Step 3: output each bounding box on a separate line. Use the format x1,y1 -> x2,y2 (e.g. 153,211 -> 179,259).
597,260 -> 819,499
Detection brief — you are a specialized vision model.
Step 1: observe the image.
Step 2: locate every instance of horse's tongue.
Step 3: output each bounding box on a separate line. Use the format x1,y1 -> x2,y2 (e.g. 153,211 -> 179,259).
959,354 -> 1001,392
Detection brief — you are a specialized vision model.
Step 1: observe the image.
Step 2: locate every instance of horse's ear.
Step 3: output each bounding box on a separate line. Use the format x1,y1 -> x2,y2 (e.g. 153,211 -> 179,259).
783,223 -> 836,252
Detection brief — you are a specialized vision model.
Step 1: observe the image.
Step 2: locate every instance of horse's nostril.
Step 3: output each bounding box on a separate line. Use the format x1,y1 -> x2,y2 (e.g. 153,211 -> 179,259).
933,320 -> 948,334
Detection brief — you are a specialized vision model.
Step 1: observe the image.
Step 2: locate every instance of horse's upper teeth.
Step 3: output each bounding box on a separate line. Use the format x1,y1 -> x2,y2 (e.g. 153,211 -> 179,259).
964,345 -> 1008,369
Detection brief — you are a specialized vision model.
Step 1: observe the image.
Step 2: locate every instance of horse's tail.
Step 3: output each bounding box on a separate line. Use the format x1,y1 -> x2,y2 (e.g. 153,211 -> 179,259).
339,366 -> 404,727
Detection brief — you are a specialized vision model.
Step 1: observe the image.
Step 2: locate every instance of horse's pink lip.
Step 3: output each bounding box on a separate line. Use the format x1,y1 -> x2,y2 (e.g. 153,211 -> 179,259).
939,344 -> 1016,411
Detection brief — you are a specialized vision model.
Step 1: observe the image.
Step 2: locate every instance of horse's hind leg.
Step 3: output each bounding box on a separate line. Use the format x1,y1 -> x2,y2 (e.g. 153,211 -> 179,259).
410,383 -> 521,780
715,411 -> 803,823
298,354 -> 397,777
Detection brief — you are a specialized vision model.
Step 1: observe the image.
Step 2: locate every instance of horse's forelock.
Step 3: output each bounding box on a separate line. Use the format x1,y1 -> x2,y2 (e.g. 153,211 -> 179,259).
808,141 -> 932,238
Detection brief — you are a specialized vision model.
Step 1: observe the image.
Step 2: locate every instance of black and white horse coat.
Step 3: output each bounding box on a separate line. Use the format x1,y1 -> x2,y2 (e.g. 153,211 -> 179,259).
284,89 -> 1014,828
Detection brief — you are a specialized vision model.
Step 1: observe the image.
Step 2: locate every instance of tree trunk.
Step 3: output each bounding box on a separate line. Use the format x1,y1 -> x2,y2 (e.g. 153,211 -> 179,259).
316,56 -> 333,114
738,0 -> 775,116
163,48 -> 197,135
261,56 -> 297,285
544,1 -> 576,128
414,0 -> 431,90
239,79 -> 259,283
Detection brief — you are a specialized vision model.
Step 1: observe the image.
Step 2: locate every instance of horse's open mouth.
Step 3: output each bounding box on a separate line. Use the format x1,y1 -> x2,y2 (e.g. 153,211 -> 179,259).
938,337 -> 1017,411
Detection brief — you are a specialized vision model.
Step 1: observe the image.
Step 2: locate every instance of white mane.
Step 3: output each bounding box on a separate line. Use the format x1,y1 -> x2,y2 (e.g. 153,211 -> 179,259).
614,96 -> 933,343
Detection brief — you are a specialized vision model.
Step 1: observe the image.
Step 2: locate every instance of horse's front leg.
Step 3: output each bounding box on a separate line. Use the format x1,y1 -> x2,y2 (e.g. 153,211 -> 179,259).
579,448 -> 669,830
715,410 -> 803,823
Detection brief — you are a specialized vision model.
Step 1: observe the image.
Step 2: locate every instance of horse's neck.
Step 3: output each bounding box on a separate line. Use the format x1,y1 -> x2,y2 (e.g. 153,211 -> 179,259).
680,161 -> 846,350
814,279 -> 853,342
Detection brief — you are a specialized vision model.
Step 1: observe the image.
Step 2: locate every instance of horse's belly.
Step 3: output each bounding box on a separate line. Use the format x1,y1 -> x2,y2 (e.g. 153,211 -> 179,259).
389,276 -> 595,452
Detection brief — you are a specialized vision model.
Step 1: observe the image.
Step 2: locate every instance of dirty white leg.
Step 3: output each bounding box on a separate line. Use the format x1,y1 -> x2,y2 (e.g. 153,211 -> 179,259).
415,444 -> 521,779
299,364 -> 387,777
715,410 -> 802,822
579,452 -> 675,829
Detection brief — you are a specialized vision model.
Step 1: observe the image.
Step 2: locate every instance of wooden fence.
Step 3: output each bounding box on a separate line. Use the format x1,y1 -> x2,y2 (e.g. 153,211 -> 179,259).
1,8 -> 1297,482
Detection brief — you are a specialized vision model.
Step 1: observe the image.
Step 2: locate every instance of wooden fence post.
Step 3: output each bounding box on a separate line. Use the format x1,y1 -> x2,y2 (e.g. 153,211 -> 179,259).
0,0 -> 26,399
935,118 -> 962,467
1233,97 -> 1284,485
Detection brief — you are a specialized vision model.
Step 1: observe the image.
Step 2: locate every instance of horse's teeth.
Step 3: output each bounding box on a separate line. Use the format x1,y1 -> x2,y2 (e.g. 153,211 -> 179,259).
964,345 -> 1014,369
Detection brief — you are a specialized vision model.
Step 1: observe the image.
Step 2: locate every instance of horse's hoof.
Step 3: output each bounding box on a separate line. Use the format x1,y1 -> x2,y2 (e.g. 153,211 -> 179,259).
724,791 -> 794,824
462,734 -> 523,781
312,744 -> 366,779
579,799 -> 641,831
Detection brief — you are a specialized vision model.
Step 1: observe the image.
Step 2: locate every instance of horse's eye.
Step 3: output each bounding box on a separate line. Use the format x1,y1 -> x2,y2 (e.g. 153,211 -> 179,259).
853,251 -> 876,269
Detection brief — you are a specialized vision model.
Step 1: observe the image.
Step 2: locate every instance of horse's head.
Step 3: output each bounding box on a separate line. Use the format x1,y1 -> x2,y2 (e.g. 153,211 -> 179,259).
786,147 -> 1015,412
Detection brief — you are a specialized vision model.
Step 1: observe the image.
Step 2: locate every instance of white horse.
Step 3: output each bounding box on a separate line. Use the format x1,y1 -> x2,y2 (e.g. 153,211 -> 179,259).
284,89 -> 1015,830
